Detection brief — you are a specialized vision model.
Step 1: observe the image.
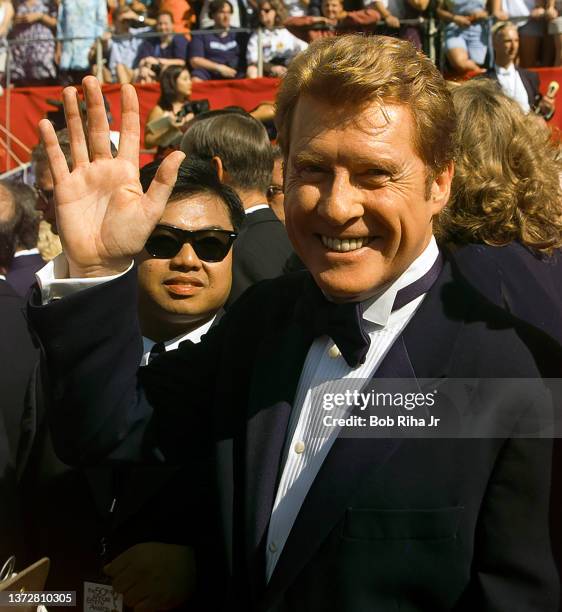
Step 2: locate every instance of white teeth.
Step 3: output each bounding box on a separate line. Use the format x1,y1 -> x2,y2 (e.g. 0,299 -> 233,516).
320,235 -> 369,252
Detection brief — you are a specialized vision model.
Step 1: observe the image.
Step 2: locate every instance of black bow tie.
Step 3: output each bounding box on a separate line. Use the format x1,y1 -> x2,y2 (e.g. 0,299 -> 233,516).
296,253 -> 443,368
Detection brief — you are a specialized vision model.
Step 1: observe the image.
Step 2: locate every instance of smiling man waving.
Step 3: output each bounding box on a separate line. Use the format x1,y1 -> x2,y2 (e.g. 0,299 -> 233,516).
28,35 -> 557,611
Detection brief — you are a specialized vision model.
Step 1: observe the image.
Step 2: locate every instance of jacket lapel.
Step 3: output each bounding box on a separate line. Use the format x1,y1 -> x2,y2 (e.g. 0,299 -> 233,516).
261,258 -> 466,609
240,315 -> 313,601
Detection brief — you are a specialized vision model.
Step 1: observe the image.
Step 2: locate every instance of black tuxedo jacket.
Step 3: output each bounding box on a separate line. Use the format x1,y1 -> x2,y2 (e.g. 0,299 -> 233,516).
6,253 -> 45,297
27,252 -> 558,611
0,280 -> 38,562
227,207 -> 293,307
486,67 -> 540,109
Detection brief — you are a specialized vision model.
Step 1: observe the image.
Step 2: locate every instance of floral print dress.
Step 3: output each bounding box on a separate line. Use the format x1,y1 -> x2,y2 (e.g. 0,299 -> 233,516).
10,0 -> 57,83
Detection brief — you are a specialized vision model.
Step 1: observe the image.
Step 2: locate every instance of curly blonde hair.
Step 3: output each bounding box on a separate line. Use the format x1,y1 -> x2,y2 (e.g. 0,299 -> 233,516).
437,79 -> 562,253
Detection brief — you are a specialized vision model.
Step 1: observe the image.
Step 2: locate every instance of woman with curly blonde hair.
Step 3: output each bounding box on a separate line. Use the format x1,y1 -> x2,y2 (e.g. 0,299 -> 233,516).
438,78 -> 562,252
439,78 -> 562,362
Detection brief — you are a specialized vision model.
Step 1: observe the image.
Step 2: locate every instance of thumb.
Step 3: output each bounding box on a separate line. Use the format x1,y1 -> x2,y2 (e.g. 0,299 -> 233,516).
142,151 -> 185,217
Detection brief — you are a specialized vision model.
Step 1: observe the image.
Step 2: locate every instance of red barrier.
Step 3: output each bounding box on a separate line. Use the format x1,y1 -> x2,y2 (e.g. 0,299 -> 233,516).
0,69 -> 560,173
0,78 -> 280,172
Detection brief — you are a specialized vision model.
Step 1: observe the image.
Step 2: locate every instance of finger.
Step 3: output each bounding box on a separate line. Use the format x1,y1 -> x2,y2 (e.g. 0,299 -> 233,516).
117,83 -> 140,165
122,582 -> 150,608
62,86 -> 90,167
104,551 -> 134,577
38,119 -> 71,185
111,570 -> 138,596
142,151 -> 185,215
82,76 -> 113,160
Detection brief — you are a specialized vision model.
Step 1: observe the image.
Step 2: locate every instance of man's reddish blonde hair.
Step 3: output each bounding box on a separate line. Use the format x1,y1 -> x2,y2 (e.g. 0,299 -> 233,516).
275,35 -> 457,179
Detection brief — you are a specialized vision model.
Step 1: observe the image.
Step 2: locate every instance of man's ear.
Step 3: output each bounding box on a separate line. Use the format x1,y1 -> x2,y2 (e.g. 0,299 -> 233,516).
429,160 -> 454,215
211,156 -> 225,182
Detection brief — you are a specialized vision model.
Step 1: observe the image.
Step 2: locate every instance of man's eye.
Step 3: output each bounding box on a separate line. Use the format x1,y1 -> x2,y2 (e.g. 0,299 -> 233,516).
300,164 -> 326,174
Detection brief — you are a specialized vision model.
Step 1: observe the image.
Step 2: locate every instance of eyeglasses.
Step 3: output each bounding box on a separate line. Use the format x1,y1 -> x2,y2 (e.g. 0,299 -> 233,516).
34,183 -> 54,202
267,185 -> 283,198
259,7 -> 274,11
144,225 -> 238,261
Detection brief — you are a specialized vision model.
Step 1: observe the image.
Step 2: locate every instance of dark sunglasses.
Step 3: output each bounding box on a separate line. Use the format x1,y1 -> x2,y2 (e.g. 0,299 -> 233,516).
145,225 -> 238,261
34,183 -> 54,202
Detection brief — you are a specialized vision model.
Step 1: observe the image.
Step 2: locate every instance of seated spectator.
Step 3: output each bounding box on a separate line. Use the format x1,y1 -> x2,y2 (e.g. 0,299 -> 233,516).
134,10 -> 188,83
3,182 -> 43,296
190,0 -> 246,81
436,0 -> 489,74
145,65 -> 194,151
285,0 -> 380,43
491,0 -> 553,67
10,0 -> 57,86
373,0 -> 428,49
486,21 -> 556,117
0,0 -> 14,86
57,0 -> 108,86
246,0 -> 307,78
198,0 -> 249,29
107,6 -> 150,83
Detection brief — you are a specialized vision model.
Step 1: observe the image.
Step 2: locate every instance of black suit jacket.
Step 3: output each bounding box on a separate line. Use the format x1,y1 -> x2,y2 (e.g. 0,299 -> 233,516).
486,66 -> 540,108
227,207 -> 293,307
6,253 -> 45,297
0,280 -> 38,562
27,251 -> 558,611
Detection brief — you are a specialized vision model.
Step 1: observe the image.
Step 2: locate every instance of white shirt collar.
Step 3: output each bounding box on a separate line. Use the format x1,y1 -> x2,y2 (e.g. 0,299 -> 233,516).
0,275 -> 5,281
496,62 -> 516,75
141,314 -> 218,365
14,248 -> 40,258
245,204 -> 270,215
360,236 -> 439,327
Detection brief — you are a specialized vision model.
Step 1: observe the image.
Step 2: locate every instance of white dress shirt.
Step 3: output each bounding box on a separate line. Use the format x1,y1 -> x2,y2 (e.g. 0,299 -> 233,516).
14,247 -> 40,258
495,63 -> 531,114
244,203 -> 270,215
140,316 -> 217,366
265,237 -> 439,581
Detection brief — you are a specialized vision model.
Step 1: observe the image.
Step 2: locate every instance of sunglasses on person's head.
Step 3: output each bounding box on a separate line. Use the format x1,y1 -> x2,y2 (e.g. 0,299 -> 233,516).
145,225 -> 238,261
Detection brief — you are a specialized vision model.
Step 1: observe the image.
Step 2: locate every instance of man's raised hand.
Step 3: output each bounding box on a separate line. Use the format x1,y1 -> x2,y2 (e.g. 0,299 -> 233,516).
38,76 -> 185,278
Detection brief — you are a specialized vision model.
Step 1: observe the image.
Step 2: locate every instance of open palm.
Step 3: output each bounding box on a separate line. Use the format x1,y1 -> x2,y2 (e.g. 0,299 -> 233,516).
38,77 -> 184,278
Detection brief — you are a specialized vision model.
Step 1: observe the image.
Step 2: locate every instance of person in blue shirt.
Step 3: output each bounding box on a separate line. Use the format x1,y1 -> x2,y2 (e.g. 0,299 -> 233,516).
189,0 -> 246,81
134,10 -> 188,83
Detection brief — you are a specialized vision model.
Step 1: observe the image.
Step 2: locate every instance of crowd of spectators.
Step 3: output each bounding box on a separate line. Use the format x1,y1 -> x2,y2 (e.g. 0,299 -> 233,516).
0,0 -> 561,86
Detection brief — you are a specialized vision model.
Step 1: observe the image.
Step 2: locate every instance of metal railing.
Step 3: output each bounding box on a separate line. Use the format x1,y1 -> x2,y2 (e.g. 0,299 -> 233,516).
1,14 -> 524,172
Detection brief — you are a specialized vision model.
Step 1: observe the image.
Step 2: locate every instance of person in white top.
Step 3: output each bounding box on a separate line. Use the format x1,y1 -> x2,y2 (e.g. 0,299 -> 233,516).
246,0 -> 307,78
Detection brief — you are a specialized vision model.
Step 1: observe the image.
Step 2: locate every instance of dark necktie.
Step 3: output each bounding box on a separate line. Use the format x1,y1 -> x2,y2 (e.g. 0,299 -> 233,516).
297,253 -> 443,368
148,341 -> 166,364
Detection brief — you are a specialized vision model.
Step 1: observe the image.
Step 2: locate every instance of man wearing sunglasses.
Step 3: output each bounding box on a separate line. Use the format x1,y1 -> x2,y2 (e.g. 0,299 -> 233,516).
24,157 -> 245,610
136,158 -> 244,358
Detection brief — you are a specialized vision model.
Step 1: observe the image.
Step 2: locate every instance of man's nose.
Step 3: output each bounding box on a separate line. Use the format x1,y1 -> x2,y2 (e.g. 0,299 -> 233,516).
317,172 -> 364,226
170,242 -> 203,269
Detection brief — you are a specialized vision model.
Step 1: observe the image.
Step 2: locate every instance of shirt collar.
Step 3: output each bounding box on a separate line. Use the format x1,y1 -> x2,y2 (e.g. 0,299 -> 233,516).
0,275 -> 5,281
496,62 -> 516,76
14,248 -> 40,258
245,204 -> 270,215
360,236 -> 439,327
142,314 -> 218,360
